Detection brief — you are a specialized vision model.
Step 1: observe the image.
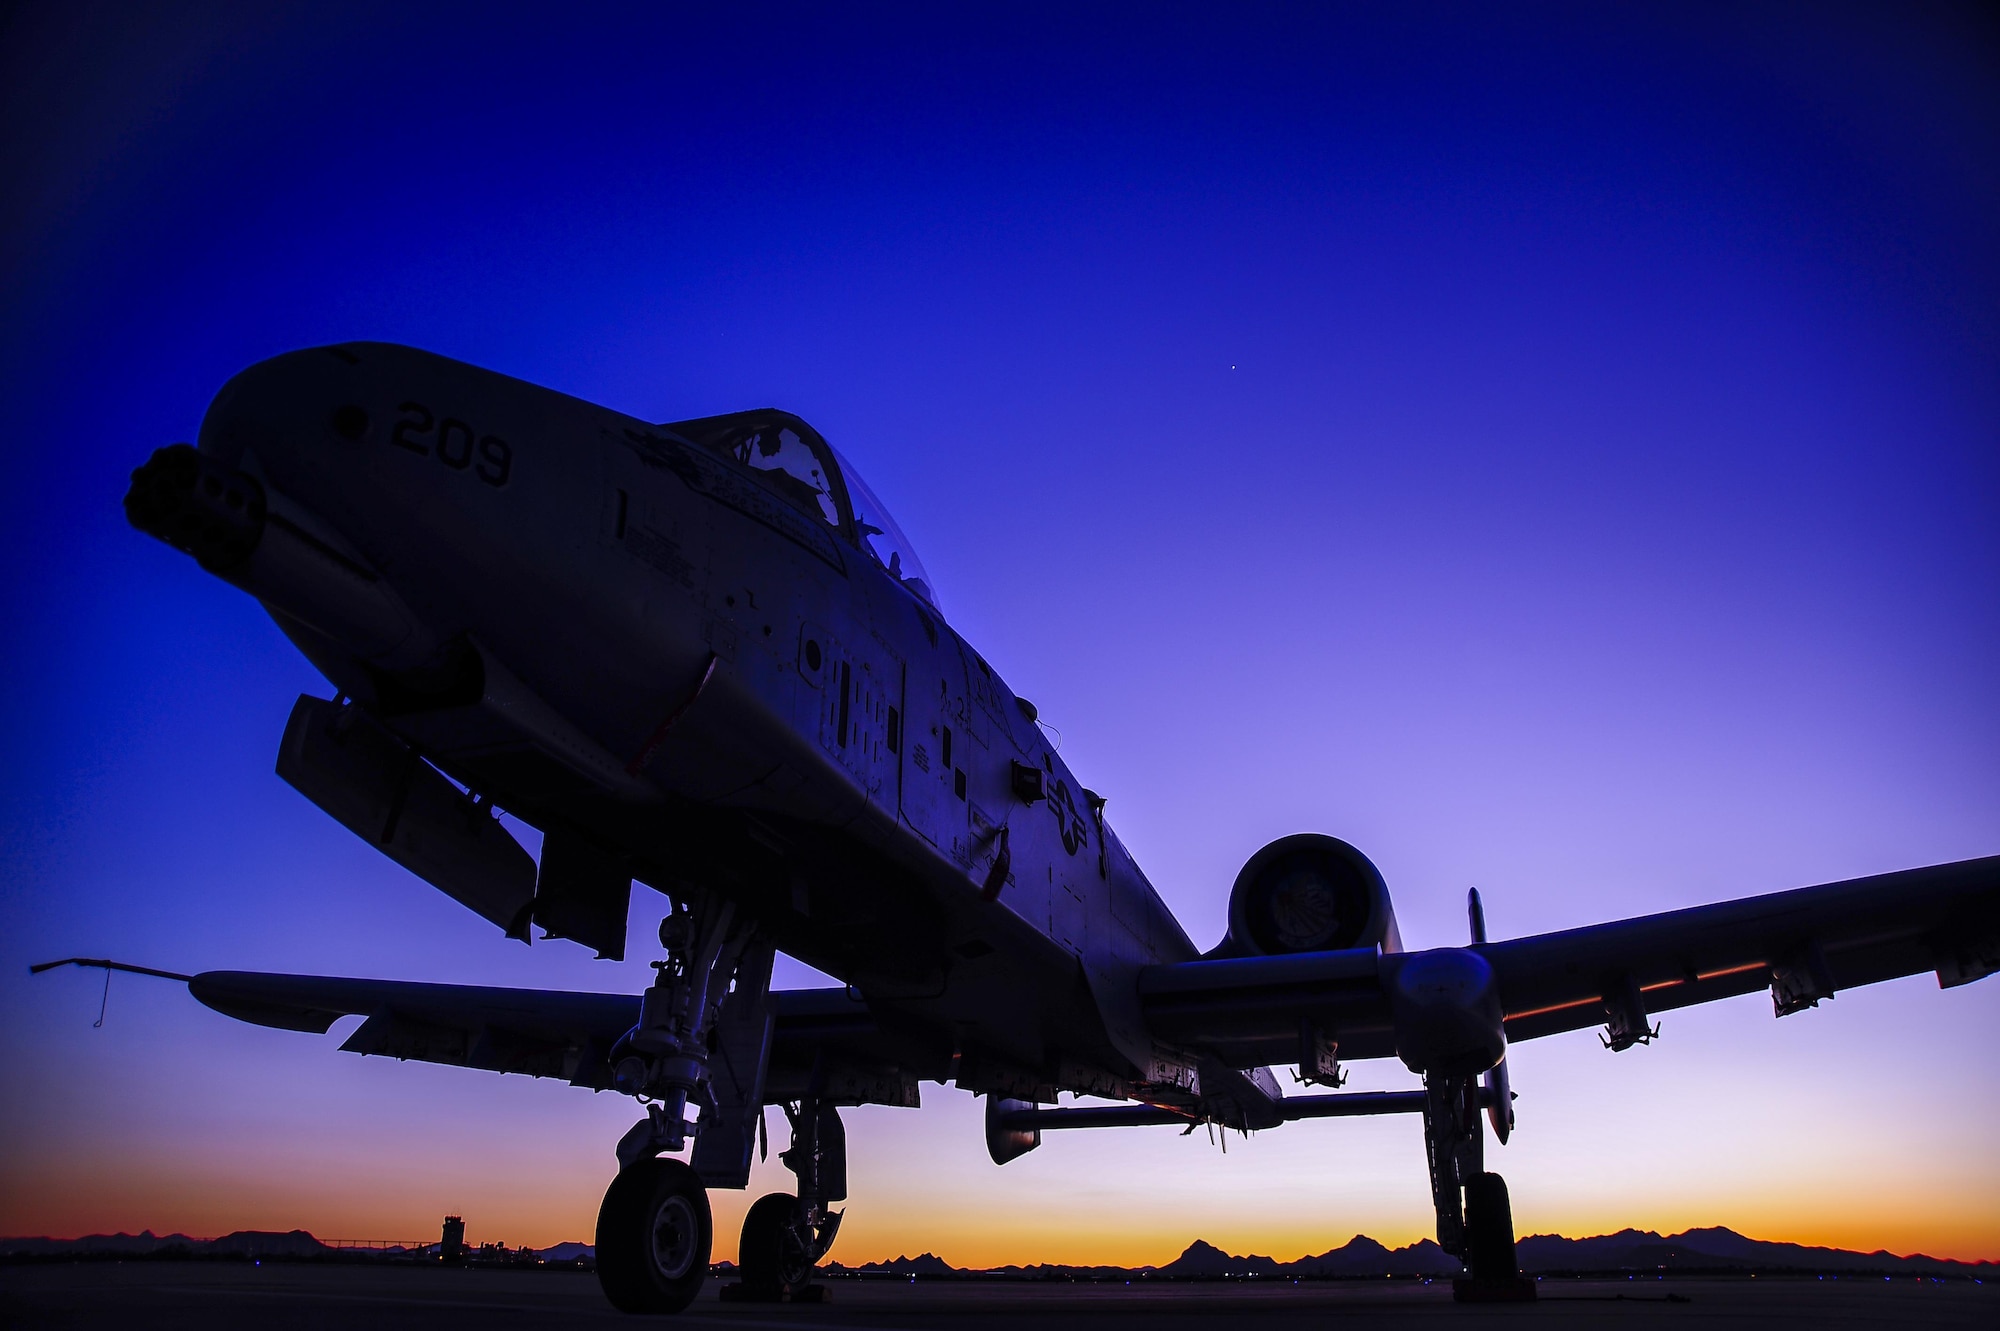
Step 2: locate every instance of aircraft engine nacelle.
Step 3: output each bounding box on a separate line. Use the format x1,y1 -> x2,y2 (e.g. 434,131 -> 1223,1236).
1385,947 -> 1507,1078
1223,834 -> 1404,956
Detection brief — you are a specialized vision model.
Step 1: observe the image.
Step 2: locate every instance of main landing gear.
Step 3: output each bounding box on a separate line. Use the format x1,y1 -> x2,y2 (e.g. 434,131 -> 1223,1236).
590,890 -> 849,1314
727,1099 -> 846,1302
1422,1074 -> 1533,1303
596,1096 -> 848,1313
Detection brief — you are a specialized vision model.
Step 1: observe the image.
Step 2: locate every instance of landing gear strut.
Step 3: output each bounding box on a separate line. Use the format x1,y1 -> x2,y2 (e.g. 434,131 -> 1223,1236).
594,891 -> 774,1314
608,897 -> 756,1159
1422,1073 -> 1533,1302
728,1099 -> 846,1301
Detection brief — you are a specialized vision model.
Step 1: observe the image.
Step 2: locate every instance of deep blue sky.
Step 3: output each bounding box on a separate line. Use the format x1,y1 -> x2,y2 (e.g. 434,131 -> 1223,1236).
3,3 -> 1997,1260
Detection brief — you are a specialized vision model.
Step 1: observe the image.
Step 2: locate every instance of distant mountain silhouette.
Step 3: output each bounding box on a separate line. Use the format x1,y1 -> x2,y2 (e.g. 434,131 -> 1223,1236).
537,1241 -> 595,1263
1512,1226 -> 1992,1277
7,1225 -> 1993,1277
0,1230 -> 330,1258
0,1230 -> 201,1256
825,1227 -> 1993,1279
1150,1235 -> 1460,1278
841,1252 -> 961,1276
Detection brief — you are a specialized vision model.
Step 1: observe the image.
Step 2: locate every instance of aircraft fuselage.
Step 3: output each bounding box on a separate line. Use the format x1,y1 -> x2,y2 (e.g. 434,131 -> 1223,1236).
178,342 -> 1196,1100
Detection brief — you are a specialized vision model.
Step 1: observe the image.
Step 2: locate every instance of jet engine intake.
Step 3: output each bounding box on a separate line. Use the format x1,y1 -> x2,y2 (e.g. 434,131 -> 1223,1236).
1222,834 -> 1403,957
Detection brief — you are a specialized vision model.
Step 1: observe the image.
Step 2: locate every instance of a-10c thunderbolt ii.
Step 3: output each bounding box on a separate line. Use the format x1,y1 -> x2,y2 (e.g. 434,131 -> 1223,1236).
104,343 -> 1996,1311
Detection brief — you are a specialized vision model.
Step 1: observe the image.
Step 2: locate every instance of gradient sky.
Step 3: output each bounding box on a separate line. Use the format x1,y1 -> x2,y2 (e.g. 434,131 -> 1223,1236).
3,2 -> 1997,1264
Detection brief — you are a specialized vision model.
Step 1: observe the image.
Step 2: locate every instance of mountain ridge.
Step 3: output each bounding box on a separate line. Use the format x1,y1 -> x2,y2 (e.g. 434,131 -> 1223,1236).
830,1225 -> 1992,1279
7,1225 -> 1993,1276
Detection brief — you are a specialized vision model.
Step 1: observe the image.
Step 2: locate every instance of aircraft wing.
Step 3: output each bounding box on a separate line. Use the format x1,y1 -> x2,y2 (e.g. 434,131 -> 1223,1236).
1485,855 -> 2000,1041
1141,855 -> 2000,1069
185,970 -> 927,1106
95,855 -> 2000,1116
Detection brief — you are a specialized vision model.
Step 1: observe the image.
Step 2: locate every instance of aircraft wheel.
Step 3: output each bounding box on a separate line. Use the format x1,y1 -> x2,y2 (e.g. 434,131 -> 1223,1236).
1463,1171 -> 1519,1283
738,1192 -> 814,1295
595,1157 -> 713,1314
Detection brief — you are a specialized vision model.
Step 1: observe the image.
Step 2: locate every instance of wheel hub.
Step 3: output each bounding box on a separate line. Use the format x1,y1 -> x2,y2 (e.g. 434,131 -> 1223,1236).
777,1215 -> 813,1285
650,1194 -> 700,1281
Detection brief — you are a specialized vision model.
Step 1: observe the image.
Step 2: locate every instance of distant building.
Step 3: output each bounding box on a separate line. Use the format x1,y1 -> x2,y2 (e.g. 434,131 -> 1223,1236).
441,1215 -> 465,1265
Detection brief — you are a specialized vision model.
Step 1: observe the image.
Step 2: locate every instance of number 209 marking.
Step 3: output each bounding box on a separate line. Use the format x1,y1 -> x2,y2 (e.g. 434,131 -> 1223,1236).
392,401 -> 513,487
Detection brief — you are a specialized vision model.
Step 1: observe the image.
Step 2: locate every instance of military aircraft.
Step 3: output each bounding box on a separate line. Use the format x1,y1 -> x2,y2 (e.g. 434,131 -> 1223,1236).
76,342 -> 1995,1310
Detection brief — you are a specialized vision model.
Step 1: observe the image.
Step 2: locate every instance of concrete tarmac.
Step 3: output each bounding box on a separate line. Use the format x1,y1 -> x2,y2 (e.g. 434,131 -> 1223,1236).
2,1263 -> 1994,1329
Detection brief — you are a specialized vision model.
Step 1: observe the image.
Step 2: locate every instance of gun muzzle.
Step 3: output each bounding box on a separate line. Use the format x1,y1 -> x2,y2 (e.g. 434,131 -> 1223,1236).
125,443 -> 268,572
125,444 -> 434,667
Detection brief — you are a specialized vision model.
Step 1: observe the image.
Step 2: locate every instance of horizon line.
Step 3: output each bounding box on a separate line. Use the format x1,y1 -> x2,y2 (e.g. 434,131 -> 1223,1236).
9,1222 -> 1994,1268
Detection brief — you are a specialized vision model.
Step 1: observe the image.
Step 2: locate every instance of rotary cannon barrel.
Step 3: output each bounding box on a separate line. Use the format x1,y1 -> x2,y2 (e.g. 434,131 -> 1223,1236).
126,443 -> 433,667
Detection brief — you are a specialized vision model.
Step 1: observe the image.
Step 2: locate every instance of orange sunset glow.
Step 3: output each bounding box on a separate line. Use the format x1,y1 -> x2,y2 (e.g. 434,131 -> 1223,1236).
5,0 -> 1998,1293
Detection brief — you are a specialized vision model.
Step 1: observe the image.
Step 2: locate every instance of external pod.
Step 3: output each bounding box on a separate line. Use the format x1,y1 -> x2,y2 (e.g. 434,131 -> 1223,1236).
1385,948 -> 1507,1078
985,1095 -> 1041,1164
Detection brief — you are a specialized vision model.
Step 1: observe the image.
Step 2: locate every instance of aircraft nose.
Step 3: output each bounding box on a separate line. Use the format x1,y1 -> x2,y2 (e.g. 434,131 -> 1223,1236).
196,344 -> 380,492
140,344 -> 489,674
189,342 -> 515,614
153,342 -> 713,808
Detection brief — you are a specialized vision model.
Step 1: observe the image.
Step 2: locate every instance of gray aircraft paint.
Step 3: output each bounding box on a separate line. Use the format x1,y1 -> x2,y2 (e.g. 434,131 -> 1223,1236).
190,342 -> 1200,1099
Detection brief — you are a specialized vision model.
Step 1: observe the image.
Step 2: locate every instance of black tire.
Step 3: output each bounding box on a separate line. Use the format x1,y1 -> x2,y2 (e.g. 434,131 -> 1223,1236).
738,1192 -> 814,1295
1463,1171 -> 1519,1283
595,1157 -> 713,1314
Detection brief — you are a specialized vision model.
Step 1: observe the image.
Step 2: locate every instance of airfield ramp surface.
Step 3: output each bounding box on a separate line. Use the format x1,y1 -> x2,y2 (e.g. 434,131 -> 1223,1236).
2,1264 -> 1995,1330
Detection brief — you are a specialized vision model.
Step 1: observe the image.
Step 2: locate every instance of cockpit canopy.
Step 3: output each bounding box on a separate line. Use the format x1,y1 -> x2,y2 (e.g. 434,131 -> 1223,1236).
662,408 -> 938,608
